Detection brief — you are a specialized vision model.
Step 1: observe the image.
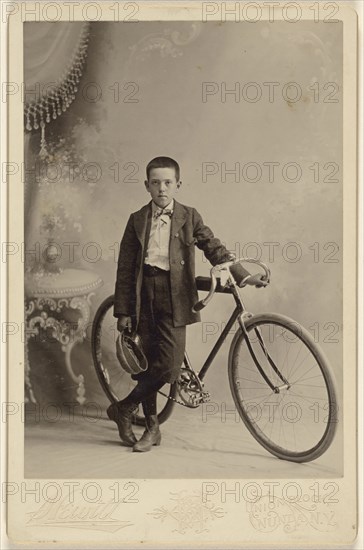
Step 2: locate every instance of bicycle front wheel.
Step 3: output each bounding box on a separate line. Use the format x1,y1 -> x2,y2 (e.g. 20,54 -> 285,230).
228,313 -> 338,462
91,295 -> 176,426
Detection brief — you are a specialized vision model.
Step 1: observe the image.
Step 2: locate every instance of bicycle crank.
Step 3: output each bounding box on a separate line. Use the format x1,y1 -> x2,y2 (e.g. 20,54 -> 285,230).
158,368 -> 210,408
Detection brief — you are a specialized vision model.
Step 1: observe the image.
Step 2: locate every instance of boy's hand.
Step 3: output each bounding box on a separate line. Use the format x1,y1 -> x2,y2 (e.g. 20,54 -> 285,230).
117,316 -> 132,332
245,274 -> 268,288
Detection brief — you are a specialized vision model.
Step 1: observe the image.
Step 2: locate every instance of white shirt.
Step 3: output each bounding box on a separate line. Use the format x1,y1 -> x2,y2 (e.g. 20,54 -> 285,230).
144,200 -> 174,271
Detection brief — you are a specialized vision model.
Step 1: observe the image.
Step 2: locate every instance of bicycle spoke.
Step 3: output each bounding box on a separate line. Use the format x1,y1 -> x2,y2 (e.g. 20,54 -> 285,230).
291,367 -> 324,385
288,349 -> 317,381
280,338 -> 290,377
292,383 -> 327,388
286,339 -> 304,380
237,376 -> 271,387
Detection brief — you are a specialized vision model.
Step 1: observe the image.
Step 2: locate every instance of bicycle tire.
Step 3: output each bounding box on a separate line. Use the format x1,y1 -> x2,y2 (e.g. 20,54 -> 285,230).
228,313 -> 338,462
91,294 -> 176,426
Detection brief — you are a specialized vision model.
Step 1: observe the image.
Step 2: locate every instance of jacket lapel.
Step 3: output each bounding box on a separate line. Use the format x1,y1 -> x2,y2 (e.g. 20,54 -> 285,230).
171,200 -> 187,236
133,202 -> 152,245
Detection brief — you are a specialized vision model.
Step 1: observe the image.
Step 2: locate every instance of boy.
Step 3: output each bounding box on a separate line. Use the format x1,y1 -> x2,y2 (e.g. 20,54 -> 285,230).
108,157 -> 264,452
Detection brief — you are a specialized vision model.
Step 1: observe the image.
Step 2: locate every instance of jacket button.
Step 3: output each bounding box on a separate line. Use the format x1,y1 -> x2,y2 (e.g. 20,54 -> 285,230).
175,233 -> 179,238
180,260 -> 185,265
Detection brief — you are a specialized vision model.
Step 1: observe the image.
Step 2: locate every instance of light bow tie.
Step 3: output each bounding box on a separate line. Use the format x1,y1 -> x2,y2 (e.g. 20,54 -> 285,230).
154,209 -> 173,220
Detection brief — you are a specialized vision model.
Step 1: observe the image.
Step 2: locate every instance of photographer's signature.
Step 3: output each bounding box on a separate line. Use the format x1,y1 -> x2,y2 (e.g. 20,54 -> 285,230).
27,496 -> 133,532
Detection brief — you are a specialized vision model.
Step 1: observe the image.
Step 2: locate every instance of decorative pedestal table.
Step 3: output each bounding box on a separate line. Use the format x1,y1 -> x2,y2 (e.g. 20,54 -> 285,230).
25,268 -> 103,405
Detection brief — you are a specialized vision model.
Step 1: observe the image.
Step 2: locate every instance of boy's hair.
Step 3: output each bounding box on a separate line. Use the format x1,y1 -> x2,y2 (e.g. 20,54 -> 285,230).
146,157 -> 180,181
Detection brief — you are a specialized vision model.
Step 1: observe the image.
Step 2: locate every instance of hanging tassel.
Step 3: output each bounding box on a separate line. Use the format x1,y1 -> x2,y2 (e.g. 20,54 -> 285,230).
39,120 -> 48,159
24,22 -> 91,157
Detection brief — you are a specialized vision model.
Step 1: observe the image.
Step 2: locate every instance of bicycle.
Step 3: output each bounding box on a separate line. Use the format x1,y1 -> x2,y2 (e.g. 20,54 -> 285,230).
91,258 -> 338,463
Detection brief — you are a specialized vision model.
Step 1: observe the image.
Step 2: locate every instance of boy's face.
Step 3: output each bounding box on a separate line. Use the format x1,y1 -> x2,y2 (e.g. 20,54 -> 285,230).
145,167 -> 181,208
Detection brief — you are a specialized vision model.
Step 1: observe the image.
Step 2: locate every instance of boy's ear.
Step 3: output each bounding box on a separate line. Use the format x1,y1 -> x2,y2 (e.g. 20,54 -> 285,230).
144,180 -> 150,192
177,180 -> 182,189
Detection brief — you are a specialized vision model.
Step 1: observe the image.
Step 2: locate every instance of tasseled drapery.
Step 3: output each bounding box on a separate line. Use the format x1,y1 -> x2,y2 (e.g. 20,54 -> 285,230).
24,22 -> 90,158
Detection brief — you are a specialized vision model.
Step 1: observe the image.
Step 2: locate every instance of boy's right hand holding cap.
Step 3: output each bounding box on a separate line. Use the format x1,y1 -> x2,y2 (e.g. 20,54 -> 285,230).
117,316 -> 132,332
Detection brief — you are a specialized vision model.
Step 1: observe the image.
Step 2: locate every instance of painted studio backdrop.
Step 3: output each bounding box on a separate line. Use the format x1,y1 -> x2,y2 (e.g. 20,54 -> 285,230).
23,21 -> 343,475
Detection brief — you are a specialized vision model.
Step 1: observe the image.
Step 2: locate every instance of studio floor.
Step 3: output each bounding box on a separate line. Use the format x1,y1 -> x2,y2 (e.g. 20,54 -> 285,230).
24,403 -> 342,479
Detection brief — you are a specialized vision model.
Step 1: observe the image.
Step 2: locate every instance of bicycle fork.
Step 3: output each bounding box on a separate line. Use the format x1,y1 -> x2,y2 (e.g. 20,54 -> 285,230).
234,288 -> 291,395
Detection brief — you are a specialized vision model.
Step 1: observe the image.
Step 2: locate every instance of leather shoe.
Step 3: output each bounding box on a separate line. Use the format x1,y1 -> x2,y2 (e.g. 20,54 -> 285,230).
107,402 -> 137,446
133,415 -> 161,452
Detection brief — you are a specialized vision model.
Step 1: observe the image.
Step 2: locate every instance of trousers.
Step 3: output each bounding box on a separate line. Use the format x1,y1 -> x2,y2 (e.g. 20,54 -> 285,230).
121,266 -> 186,415
137,265 -> 186,385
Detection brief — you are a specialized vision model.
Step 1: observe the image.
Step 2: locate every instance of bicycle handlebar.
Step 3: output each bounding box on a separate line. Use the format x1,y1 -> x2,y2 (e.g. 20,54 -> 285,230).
192,257 -> 271,313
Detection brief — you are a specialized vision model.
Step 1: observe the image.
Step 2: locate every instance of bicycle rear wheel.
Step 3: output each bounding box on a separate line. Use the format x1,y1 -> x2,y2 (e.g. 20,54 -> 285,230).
91,295 -> 176,426
228,313 -> 338,462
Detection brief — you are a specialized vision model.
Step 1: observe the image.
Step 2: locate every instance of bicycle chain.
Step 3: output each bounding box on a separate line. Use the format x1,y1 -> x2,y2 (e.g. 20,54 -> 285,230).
157,388 -> 192,407
158,388 -> 211,408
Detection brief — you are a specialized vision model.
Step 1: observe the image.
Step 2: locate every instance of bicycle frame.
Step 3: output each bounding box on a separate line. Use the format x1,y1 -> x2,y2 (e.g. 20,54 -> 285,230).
194,283 -> 244,381
192,279 -> 290,394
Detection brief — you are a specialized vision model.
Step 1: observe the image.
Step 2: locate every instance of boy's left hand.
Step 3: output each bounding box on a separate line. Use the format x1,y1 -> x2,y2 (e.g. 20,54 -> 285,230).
245,273 -> 268,288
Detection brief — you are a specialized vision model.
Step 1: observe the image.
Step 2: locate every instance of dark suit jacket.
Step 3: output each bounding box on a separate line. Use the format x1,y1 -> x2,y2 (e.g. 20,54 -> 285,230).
113,200 -> 232,328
